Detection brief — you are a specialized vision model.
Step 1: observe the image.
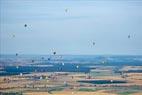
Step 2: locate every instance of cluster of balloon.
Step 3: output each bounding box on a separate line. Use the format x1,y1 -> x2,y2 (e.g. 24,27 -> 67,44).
14,24 -> 29,70
14,24 -> 28,57
91,35 -> 131,46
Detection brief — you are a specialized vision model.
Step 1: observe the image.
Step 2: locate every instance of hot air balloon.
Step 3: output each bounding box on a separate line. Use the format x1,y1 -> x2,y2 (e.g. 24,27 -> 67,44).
48,58 -> 50,61
16,53 -> 18,56
128,35 -> 130,39
12,35 -> 15,38
76,65 -> 79,69
65,8 -> 68,13
93,42 -> 95,45
24,24 -> 27,27
32,60 -> 34,63
53,52 -> 56,55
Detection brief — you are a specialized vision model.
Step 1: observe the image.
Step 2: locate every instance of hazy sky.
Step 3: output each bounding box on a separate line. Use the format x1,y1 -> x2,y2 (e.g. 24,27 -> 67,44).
0,0 -> 142,55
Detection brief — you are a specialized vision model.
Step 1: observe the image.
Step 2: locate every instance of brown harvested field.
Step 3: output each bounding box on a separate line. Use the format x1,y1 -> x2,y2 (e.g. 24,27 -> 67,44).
0,58 -> 142,95
23,90 -> 117,95
1,71 -> 142,95
133,92 -> 142,95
